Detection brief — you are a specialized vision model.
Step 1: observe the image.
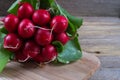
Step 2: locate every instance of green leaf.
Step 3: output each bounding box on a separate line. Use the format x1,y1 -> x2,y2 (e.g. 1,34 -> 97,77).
0,31 -> 5,44
68,16 -> 83,29
57,37 -> 82,64
0,33 -> 12,72
50,2 -> 60,17
52,41 -> 64,53
0,45 -> 12,72
0,27 -> 8,34
40,0 -> 54,9
66,21 -> 77,37
8,0 -> 39,14
7,0 -> 19,15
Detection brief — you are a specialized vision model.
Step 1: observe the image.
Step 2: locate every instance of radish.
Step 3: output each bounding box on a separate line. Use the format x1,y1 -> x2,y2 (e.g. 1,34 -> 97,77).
15,51 -> 30,62
41,45 -> 57,62
33,54 -> 46,63
32,9 -> 51,26
17,2 -> 34,19
35,28 -> 53,46
34,45 -> 57,63
4,14 -> 19,32
3,33 -> 22,52
50,15 -> 68,33
18,19 -> 35,38
55,32 -> 69,45
23,41 -> 40,58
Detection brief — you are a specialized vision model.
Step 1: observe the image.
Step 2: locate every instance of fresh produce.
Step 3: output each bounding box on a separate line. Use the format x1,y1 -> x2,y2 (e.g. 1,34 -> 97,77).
3,33 -> 22,52
41,45 -> 57,62
17,2 -> 34,19
23,41 -> 40,58
18,19 -> 35,38
32,9 -> 51,26
4,14 -> 19,32
35,28 -> 53,46
0,0 -> 83,72
15,50 -> 30,62
50,15 -> 68,33
55,32 -> 69,45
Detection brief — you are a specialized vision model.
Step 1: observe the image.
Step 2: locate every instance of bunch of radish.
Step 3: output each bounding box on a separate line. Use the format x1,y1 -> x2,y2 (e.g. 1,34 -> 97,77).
0,0 -> 83,72
3,2 -> 70,63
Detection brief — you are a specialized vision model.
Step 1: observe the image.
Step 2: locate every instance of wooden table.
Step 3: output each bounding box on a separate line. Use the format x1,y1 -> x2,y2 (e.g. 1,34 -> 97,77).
78,17 -> 120,80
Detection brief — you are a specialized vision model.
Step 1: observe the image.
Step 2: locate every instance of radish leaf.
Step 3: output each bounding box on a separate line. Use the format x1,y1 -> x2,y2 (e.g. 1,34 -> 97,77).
0,33 -> 12,72
57,37 -> 82,64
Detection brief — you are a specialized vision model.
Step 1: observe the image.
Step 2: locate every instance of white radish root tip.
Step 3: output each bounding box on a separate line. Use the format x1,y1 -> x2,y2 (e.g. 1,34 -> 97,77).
18,55 -> 30,62
4,43 -> 19,49
44,56 -> 57,64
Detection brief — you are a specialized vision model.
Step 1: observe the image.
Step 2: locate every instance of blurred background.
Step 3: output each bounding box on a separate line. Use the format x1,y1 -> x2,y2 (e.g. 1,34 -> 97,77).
0,0 -> 120,17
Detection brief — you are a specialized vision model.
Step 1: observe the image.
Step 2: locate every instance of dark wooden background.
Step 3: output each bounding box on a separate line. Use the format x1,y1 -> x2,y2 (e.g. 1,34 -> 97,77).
0,0 -> 120,17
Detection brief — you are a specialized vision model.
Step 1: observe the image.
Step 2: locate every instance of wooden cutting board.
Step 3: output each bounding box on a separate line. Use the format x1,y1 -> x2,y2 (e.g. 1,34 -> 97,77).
0,52 -> 100,80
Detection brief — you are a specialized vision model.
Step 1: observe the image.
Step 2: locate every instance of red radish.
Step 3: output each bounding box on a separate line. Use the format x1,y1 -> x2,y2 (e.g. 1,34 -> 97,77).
23,41 -> 40,58
17,2 -> 34,19
50,15 -> 68,33
41,45 -> 57,62
35,28 -> 53,46
15,51 -> 30,62
4,14 -> 19,32
18,19 -> 35,38
33,54 -> 46,63
3,33 -> 22,52
55,32 -> 69,45
32,9 -> 51,26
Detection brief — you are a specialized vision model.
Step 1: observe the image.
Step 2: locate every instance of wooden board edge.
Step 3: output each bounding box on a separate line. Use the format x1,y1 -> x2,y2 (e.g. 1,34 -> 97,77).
82,51 -> 101,80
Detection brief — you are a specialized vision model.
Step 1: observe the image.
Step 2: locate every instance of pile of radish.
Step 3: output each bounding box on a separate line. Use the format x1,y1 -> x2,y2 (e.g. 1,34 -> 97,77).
0,0 -> 83,72
3,2 -> 70,63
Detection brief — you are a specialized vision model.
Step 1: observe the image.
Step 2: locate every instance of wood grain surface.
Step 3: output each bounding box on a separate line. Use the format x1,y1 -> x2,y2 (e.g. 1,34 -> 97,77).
0,52 -> 100,80
78,17 -> 120,80
79,17 -> 120,56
